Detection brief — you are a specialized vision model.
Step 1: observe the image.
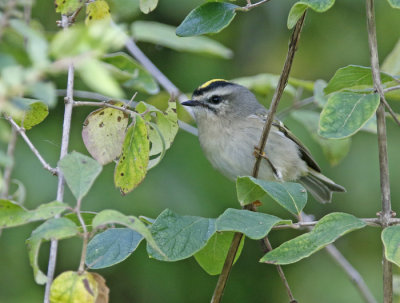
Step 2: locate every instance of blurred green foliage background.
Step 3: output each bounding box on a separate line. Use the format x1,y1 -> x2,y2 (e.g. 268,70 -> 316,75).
1,0 -> 400,302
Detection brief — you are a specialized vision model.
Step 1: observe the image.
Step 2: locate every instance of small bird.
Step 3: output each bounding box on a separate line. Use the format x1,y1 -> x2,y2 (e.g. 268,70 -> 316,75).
182,79 -> 345,203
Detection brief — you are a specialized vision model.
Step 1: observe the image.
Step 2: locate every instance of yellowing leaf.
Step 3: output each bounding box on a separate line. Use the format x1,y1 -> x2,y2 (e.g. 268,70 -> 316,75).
50,271 -> 109,303
55,0 -> 82,15
140,0 -> 158,14
85,0 -> 111,25
114,115 -> 149,195
82,103 -> 129,165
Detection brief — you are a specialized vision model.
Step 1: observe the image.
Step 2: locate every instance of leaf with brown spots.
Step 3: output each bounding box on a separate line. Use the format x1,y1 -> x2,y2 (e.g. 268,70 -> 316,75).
50,271 -> 108,303
82,103 -> 129,165
55,0 -> 82,15
114,115 -> 149,195
85,0 -> 111,25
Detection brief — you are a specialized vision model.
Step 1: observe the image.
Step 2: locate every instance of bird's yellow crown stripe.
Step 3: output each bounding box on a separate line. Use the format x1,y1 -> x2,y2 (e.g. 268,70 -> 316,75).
199,79 -> 228,89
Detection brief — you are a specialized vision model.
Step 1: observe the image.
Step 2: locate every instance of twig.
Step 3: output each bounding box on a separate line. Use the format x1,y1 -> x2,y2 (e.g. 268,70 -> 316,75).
300,212 -> 378,303
5,116 -> 57,176
277,96 -> 315,120
1,127 -> 17,198
383,85 -> 400,93
211,12 -> 307,303
325,244 -> 378,303
73,101 -> 136,116
44,14 -> 76,303
237,0 -> 273,12
366,1 -> 393,302
381,98 -> 400,127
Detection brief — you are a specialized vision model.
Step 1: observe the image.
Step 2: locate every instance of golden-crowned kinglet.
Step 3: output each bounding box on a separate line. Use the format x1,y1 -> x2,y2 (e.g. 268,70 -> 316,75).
182,79 -> 345,203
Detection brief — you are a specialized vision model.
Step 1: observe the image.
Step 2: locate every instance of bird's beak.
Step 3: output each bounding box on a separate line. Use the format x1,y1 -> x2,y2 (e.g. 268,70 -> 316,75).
181,100 -> 201,107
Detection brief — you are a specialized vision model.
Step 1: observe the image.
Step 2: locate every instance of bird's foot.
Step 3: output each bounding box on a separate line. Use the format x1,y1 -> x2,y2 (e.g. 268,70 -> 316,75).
253,146 -> 283,181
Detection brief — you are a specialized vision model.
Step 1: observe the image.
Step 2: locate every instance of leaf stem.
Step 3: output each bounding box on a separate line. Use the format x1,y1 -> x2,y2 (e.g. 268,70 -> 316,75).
5,116 -> 57,176
76,198 -> 89,274
237,0 -> 273,12
365,0 -> 393,302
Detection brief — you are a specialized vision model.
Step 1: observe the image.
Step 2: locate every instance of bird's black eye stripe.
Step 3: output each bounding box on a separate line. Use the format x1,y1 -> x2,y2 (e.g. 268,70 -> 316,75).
209,95 -> 222,104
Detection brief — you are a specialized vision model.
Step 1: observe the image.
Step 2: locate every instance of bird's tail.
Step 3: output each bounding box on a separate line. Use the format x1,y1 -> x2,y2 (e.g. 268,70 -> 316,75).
299,170 -> 346,204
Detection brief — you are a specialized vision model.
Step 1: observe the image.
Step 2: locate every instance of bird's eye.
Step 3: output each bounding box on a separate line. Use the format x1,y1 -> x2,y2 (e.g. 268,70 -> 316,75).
210,95 -> 222,104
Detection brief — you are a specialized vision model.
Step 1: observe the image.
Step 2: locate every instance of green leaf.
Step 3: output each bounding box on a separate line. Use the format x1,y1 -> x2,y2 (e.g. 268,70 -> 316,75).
0,200 -> 68,228
194,231 -> 244,275
92,209 -> 162,256
27,82 -> 57,108
319,92 -> 380,139
9,19 -> 48,67
114,115 -> 149,194
55,0 -> 82,15
147,209 -> 216,261
387,0 -> 400,9
324,65 -> 397,94
216,208 -> 289,239
382,39 -> 400,75
78,58 -> 124,99
176,2 -> 239,37
140,0 -> 158,14
236,176 -> 307,215
291,110 -> 351,166
12,98 -> 49,130
288,0 -> 335,29
50,271 -> 107,303
50,21 -> 127,58
382,226 -> 400,267
233,74 -> 296,96
26,218 -> 79,284
102,52 -> 159,94
313,79 -> 328,107
86,228 -> 143,269
82,103 -> 129,165
131,21 -> 233,59
85,0 -> 111,25
58,151 -> 102,201
260,213 -> 366,265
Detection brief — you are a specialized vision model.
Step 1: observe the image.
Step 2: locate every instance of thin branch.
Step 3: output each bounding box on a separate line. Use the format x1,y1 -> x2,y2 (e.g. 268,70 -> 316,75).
277,96 -> 315,120
366,1 -> 393,302
237,0 -> 273,12
211,12 -> 307,303
5,116 -> 57,175
381,98 -> 400,127
44,14 -> 76,303
1,127 -> 17,198
272,217 -> 385,230
56,89 -> 131,103
73,101 -> 136,116
325,244 -> 378,303
383,84 -> 400,93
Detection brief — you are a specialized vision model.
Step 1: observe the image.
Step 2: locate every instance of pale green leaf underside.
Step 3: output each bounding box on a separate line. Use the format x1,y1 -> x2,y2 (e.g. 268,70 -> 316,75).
0,200 -> 68,228
260,213 -> 366,264
288,0 -> 335,29
387,0 -> 400,9
325,65 -> 397,94
140,0 -> 158,14
382,226 -> 400,267
132,21 -> 232,59
319,92 -> 380,139
194,232 -> 244,275
26,218 -> 79,284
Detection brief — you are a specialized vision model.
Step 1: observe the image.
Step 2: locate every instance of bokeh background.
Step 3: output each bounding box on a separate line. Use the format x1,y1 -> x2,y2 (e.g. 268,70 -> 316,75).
1,0 -> 400,302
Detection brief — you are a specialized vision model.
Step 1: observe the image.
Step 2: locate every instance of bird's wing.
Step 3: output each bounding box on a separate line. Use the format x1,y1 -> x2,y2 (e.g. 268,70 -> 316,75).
250,112 -> 321,173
